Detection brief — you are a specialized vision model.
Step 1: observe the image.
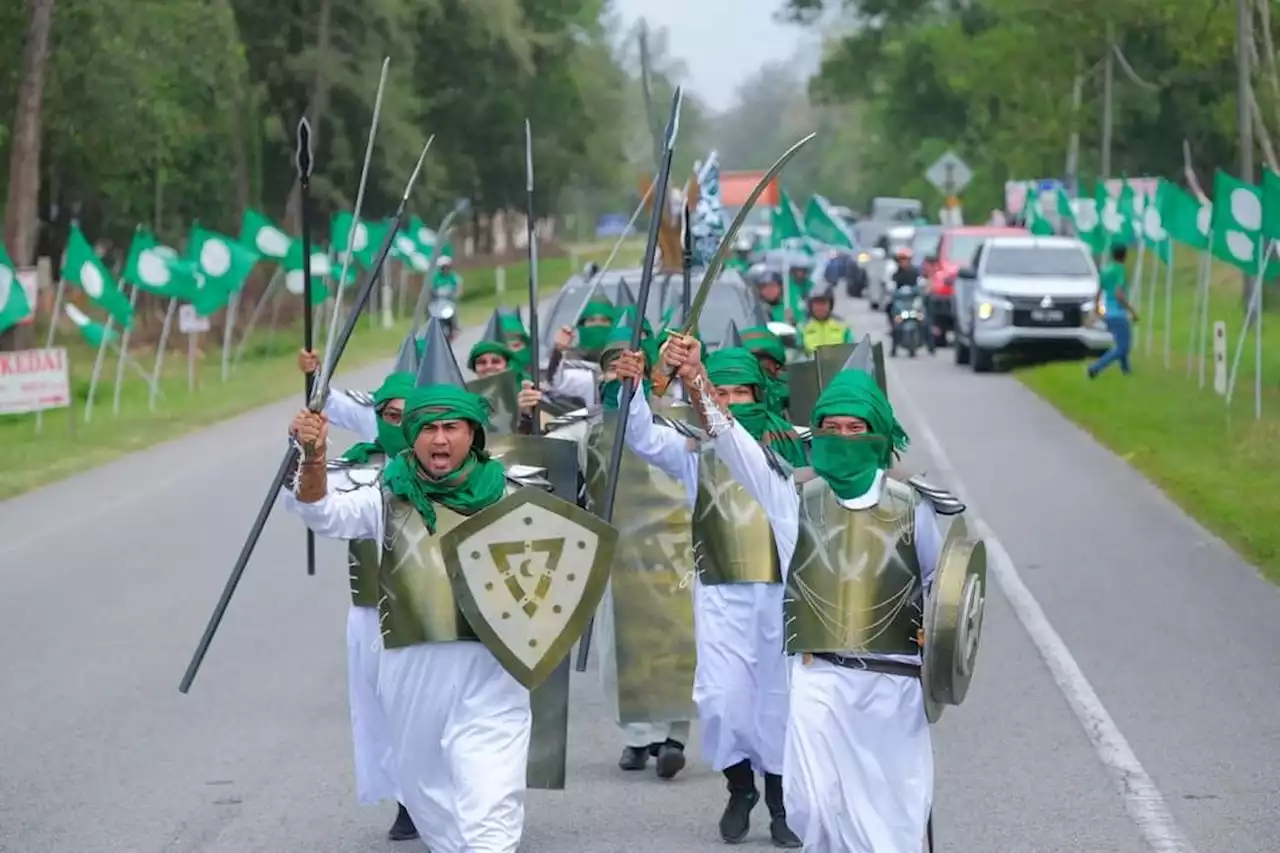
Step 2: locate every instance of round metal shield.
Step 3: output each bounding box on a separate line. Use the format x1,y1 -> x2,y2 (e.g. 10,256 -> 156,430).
922,518 -> 987,718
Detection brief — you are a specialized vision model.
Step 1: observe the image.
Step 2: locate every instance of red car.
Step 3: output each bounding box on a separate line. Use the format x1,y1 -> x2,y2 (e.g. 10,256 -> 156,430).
924,225 -> 1028,346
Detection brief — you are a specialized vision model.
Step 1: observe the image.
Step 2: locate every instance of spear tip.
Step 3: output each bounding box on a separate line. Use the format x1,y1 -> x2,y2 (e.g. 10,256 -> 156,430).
401,134 -> 435,202
295,117 -> 314,179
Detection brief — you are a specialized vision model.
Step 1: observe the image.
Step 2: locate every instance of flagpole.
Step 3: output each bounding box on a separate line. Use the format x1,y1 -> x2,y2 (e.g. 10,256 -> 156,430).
1144,246 -> 1159,355
1196,238 -> 1213,388
34,274 -> 68,435
1256,241 -> 1265,420
149,298 -> 177,410
1225,241 -> 1270,405
83,315 -> 116,423
232,268 -> 282,368
220,291 -> 240,382
1164,243 -> 1175,369
111,283 -> 141,415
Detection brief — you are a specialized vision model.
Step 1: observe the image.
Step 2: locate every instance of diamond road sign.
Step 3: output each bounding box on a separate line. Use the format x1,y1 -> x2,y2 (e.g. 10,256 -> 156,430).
925,151 -> 973,194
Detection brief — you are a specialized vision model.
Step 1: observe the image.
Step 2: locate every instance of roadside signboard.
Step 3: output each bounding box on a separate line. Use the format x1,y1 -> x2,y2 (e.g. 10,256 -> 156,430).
0,347 -> 71,414
925,151 -> 973,195
179,304 -> 211,334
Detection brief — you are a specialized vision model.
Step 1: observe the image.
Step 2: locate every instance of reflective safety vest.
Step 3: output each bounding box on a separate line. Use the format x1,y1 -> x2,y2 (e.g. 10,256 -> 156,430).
800,319 -> 853,354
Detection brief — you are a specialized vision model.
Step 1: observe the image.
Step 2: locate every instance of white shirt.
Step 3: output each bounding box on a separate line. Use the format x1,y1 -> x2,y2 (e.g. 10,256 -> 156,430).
324,390 -> 379,442
622,389 -> 699,508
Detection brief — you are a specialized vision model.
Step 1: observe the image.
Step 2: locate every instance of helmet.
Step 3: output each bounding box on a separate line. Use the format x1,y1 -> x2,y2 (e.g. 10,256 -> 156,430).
734,235 -> 753,252
439,255 -> 453,268
894,246 -> 912,261
806,288 -> 833,304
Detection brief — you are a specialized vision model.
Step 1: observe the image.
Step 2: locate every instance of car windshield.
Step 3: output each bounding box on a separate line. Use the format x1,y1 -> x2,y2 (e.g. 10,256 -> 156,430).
539,274 -> 670,342
944,233 -> 988,265
912,230 -> 942,258
984,246 -> 1093,276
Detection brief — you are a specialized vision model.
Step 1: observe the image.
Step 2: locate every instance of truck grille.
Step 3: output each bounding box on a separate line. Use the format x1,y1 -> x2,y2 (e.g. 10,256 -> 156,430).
1009,296 -> 1084,328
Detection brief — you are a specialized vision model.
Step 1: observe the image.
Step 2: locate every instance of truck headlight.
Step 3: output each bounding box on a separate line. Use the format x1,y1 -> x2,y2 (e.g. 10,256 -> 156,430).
975,291 -> 1011,323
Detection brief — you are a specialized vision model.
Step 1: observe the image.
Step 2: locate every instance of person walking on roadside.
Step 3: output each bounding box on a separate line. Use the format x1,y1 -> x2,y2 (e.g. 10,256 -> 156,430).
1088,244 -> 1140,378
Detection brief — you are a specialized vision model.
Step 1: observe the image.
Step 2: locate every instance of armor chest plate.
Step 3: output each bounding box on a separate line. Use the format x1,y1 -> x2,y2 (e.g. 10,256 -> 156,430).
694,449 -> 780,585
379,493 -> 487,649
331,455 -> 385,608
785,477 -> 923,656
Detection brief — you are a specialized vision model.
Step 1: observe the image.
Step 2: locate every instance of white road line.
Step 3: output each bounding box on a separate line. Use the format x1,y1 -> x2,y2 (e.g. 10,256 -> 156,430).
890,365 -> 1198,853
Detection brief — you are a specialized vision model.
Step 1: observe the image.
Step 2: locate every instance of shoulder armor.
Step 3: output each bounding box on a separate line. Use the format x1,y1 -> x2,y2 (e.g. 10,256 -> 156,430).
544,406 -> 596,430
505,464 -> 555,491
761,445 -> 795,480
906,475 -> 966,516
653,413 -> 704,441
340,388 -> 375,407
793,425 -> 813,444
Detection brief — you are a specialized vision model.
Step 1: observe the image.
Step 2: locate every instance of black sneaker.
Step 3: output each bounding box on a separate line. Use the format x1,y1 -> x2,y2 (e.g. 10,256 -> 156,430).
768,815 -> 802,848
654,740 -> 686,780
387,803 -> 418,841
618,745 -> 648,771
719,788 -> 759,843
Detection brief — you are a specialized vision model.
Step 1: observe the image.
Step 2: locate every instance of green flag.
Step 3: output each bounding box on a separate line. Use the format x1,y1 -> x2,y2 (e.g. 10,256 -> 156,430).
1021,188 -> 1055,236
0,242 -> 31,334
64,302 -> 116,348
61,225 -> 133,329
187,225 -> 261,315
1139,180 -> 1173,263
1095,185 -> 1130,249
283,240 -> 331,305
1261,168 -> 1280,241
770,191 -> 805,250
239,209 -> 292,260
332,212 -> 389,269
122,229 -> 201,300
1161,184 -> 1211,252
1210,170 -> 1266,272
803,195 -> 854,249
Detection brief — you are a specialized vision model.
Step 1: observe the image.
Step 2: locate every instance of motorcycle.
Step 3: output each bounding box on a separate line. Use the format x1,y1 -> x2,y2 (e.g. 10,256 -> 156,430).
890,282 -> 931,359
428,290 -> 459,340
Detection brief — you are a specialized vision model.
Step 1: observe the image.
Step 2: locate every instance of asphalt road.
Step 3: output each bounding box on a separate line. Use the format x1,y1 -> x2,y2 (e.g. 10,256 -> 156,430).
1,298 -> 1278,853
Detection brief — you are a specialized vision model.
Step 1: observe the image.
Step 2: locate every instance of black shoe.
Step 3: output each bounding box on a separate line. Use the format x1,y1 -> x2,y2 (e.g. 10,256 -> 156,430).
387,803 -> 418,841
618,745 -> 649,771
654,739 -> 686,780
763,773 -> 801,848
719,760 -> 759,843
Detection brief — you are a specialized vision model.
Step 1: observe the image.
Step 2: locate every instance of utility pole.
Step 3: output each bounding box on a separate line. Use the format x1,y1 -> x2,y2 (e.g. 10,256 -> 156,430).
1101,22 -> 1114,180
1066,49 -> 1084,195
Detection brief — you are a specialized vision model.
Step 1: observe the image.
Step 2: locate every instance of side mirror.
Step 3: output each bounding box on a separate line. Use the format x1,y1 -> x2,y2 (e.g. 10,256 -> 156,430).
957,267 -> 977,280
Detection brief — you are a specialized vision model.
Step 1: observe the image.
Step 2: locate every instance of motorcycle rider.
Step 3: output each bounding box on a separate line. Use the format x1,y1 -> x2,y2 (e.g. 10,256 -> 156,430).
757,272 -> 806,325
786,254 -> 816,298
888,266 -> 934,357
799,289 -> 853,356
886,247 -> 921,331
726,236 -> 755,274
432,255 -> 463,299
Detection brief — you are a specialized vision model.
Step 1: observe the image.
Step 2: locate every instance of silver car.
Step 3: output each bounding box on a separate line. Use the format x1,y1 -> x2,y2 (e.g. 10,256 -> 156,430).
952,235 -> 1112,372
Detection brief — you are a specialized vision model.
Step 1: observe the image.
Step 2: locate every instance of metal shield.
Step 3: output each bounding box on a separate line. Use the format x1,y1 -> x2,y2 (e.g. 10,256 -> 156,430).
467,372 -> 522,436
787,342 -> 857,426
440,488 -> 617,691
921,515 -> 987,723
486,433 -> 580,500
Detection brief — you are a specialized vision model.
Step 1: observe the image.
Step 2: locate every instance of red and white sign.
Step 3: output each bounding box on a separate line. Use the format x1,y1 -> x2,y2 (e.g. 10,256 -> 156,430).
0,347 -> 71,415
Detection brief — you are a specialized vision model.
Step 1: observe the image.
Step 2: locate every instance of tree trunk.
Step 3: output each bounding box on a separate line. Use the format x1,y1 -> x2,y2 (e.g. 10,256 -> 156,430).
283,0 -> 333,233
1,0 -> 56,351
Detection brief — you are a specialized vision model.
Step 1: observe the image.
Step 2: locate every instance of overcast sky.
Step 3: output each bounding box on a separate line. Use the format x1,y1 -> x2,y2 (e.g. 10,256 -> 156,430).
611,0 -> 812,113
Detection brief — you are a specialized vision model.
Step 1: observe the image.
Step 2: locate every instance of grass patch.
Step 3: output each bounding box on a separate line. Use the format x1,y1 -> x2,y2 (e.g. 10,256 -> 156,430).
0,243 -> 640,500
1016,253 -> 1280,581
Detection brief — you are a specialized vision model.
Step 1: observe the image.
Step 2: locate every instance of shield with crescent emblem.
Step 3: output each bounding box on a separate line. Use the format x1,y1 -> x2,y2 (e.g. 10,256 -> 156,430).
439,488 -> 617,691
921,515 -> 987,723
467,372 -> 521,436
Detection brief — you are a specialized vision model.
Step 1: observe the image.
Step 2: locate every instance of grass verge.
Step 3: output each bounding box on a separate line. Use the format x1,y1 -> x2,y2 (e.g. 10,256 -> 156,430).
0,243 -> 638,500
1016,254 -> 1280,582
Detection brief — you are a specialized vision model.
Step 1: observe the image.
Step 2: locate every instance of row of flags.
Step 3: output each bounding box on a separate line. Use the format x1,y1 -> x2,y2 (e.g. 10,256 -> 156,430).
1021,171 -> 1280,277
0,209 -> 455,342
770,190 -> 855,255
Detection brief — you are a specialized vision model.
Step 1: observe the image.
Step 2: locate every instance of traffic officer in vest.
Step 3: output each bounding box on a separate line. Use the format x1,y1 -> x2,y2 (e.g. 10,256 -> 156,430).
799,289 -> 853,356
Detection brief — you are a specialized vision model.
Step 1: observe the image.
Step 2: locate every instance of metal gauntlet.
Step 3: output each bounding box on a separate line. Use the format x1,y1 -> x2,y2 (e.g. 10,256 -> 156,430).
690,371 -> 733,437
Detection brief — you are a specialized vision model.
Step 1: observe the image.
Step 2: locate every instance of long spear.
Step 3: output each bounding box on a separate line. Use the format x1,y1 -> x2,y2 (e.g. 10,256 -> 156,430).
524,119 -> 541,425
681,202 -> 692,322
297,117 -> 318,577
575,87 -> 684,672
176,150 -> 434,694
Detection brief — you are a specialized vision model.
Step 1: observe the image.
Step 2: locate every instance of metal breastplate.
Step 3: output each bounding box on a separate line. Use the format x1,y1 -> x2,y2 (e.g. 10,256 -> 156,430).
693,448 -> 780,585
379,491 -> 498,649
785,477 -> 923,656
330,455 -> 385,608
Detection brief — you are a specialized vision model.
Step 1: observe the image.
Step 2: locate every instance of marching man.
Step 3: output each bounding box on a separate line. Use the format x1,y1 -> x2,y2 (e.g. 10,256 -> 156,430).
662,332 -> 981,853
610,343 -> 805,846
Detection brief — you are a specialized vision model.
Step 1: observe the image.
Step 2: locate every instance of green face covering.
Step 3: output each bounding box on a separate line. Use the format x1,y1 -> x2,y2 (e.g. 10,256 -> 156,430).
577,325 -> 611,355
706,348 -> 807,467
342,372 -> 415,463
381,386 -> 507,532
810,433 -> 891,500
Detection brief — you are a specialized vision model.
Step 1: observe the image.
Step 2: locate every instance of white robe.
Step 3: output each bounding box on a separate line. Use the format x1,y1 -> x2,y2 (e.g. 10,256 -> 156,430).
283,485 -> 531,853
709,418 -> 942,853
547,364 -> 599,407
317,394 -> 396,805
622,389 -> 788,773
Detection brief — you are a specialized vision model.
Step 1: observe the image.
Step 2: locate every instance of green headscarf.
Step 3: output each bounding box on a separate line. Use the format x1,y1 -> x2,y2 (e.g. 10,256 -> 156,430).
740,326 -> 790,412
341,372 -> 416,463
809,370 -> 909,500
467,339 -> 515,371
600,326 -> 652,409
705,348 -> 807,468
577,298 -> 616,356
381,386 -> 507,532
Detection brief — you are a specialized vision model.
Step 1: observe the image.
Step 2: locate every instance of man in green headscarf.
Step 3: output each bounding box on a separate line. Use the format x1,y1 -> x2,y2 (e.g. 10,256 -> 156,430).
544,298 -> 615,408
285,368 -> 419,841
666,338 -> 966,853
285,385 -> 533,853
497,311 -> 532,375
607,340 -> 804,847
468,339 -> 522,381
738,326 -> 791,413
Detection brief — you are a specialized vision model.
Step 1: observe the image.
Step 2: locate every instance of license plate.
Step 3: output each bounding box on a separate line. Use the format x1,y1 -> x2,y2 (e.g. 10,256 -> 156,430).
1031,309 -> 1064,322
